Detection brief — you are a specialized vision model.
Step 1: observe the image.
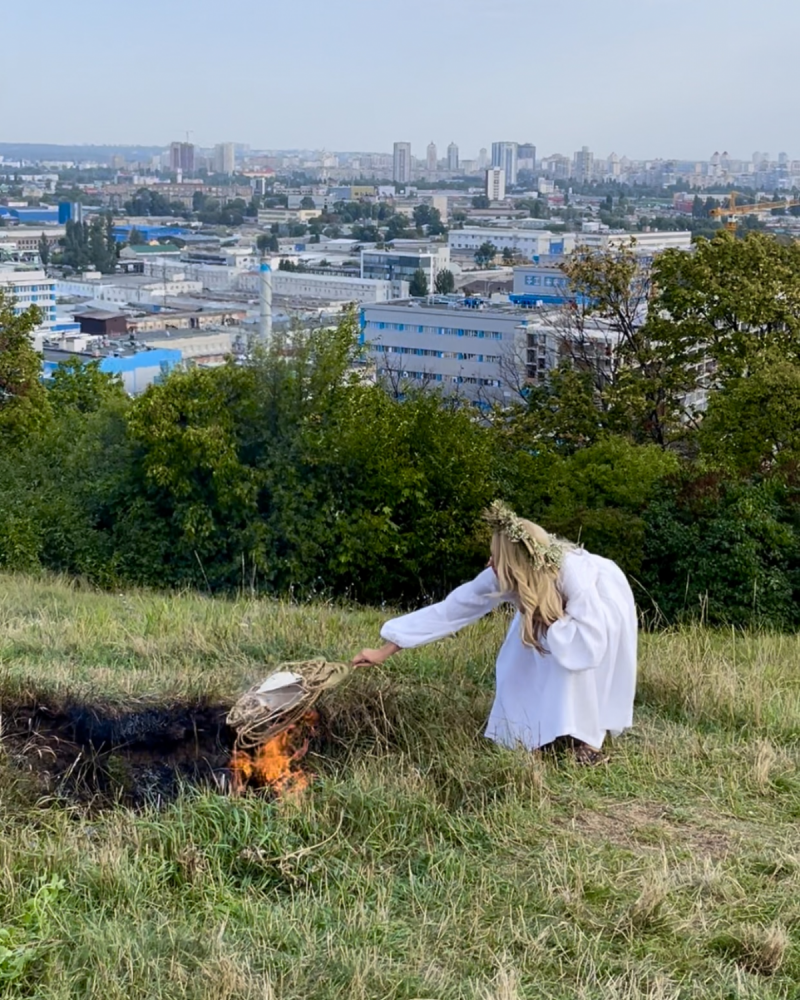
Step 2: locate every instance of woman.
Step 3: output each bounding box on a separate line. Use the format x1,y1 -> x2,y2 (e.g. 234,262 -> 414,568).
352,501 -> 637,763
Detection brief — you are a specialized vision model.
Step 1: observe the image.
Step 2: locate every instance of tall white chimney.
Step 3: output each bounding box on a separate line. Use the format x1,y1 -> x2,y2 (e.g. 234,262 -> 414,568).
259,257 -> 273,343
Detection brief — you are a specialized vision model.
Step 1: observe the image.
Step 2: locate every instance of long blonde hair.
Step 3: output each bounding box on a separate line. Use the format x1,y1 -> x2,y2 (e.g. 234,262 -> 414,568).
491,519 -> 569,653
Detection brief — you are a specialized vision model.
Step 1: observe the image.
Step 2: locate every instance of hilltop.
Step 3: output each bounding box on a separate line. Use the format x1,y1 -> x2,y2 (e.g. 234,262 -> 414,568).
0,573 -> 798,999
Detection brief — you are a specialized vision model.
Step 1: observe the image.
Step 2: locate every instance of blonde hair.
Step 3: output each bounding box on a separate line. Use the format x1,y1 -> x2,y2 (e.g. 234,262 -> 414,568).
491,519 -> 568,653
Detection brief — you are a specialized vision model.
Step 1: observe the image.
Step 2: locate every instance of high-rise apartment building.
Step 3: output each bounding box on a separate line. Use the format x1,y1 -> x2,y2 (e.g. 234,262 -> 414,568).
491,141 -> 519,187
477,148 -> 489,170
518,143 -> 536,172
393,142 -> 412,184
485,168 -> 506,202
426,142 -> 438,173
573,146 -> 594,182
170,141 -> 195,175
447,142 -> 459,172
213,142 -> 236,176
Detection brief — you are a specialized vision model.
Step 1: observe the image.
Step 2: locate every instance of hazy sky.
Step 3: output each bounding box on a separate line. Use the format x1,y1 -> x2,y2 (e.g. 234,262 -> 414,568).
3,0 -> 798,160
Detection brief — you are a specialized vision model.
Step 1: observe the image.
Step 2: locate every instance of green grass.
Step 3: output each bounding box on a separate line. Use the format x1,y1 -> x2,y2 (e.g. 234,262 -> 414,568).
0,573 -> 799,999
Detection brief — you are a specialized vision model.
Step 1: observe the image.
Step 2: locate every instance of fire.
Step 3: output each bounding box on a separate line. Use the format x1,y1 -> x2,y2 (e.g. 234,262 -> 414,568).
229,711 -> 318,796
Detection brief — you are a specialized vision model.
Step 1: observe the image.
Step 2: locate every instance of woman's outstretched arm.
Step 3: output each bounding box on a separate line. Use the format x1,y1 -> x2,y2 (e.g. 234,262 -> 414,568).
352,567 -> 506,666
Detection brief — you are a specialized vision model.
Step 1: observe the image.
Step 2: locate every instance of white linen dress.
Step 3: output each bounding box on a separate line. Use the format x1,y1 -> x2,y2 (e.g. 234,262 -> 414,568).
380,548 -> 637,750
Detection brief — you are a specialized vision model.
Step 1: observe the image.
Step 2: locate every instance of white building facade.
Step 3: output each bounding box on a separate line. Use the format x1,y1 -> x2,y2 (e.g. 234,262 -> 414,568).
449,228 -> 576,259
0,266 -> 57,346
485,168 -> 506,201
361,247 -> 450,295
393,142 -> 412,184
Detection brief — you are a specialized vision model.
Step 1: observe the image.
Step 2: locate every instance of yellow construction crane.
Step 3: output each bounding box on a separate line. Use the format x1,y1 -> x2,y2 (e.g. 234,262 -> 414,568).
709,192 -> 800,232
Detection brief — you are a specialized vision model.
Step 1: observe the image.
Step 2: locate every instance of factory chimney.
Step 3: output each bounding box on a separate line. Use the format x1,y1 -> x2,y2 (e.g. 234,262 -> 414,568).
258,256 -> 273,343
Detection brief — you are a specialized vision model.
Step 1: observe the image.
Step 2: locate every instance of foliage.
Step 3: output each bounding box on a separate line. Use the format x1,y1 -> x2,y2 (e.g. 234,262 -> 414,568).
651,232 -> 800,384
3,226 -> 800,631
47,358 -> 126,415
641,474 -> 800,629
434,268 -> 455,294
412,204 -> 446,236
698,352 -> 800,475
474,241 -> 497,267
59,215 -> 118,273
0,291 -> 50,443
37,232 -> 50,265
256,233 -> 279,253
408,268 -> 428,297
560,239 -> 698,445
124,187 -> 186,217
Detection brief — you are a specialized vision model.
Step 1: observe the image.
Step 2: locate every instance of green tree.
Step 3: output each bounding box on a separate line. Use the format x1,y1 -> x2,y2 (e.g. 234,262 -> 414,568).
502,246 -> 518,265
38,233 -> 50,266
434,269 -> 455,294
257,233 -> 279,253
128,227 -> 145,246
474,241 -> 498,267
0,291 -> 50,442
409,269 -> 429,297
300,196 -> 316,210
472,195 -> 490,209
559,239 -> 697,445
697,351 -> 800,475
650,232 -> 800,386
47,358 -> 126,415
385,214 -> 409,240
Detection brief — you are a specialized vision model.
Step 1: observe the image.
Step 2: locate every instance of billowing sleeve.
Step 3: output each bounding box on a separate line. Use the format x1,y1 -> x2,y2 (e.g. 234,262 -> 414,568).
545,553 -> 610,671
380,568 -> 507,649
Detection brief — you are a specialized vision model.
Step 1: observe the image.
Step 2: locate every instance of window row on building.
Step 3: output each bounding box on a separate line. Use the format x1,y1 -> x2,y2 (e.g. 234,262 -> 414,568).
364,319 -> 504,340
376,367 -> 502,388
372,344 -> 502,363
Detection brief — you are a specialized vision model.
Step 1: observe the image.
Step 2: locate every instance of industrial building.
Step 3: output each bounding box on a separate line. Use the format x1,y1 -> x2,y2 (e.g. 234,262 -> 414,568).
361,296 -> 622,404
360,247 -> 450,295
449,228 -> 575,259
361,297 -> 540,405
0,265 -> 58,345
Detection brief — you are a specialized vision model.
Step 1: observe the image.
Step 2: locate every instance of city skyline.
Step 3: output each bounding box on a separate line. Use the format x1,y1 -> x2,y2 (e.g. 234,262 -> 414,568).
2,0 -> 798,159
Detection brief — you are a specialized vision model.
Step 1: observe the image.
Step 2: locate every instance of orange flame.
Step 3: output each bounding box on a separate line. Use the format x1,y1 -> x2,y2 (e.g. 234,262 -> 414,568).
230,711 -> 318,796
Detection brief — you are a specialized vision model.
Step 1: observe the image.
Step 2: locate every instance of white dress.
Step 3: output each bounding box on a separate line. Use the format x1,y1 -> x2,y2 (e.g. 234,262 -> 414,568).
380,549 -> 637,750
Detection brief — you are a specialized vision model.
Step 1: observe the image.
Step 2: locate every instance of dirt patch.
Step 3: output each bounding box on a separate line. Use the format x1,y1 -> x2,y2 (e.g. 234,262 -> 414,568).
0,697 -> 237,807
564,801 -> 736,861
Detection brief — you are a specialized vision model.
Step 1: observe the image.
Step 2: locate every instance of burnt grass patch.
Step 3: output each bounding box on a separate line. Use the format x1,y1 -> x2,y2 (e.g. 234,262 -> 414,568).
0,697 -> 237,806
0,683 -> 410,808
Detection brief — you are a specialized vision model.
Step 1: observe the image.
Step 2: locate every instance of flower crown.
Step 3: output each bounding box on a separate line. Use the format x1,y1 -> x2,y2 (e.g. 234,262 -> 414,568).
483,500 -> 566,571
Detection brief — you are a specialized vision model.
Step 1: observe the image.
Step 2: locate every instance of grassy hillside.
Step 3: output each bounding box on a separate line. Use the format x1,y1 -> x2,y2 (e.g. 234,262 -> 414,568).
0,574 -> 799,999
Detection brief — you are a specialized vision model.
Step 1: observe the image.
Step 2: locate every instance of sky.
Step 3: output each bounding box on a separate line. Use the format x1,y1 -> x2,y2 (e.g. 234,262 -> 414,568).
2,0 -> 799,161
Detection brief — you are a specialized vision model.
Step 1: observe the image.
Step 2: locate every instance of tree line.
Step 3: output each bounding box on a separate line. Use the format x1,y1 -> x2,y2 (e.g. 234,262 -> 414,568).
1,231 -> 799,628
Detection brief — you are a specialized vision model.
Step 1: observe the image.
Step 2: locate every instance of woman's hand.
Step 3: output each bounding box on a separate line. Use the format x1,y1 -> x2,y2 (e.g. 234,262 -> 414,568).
351,642 -> 400,668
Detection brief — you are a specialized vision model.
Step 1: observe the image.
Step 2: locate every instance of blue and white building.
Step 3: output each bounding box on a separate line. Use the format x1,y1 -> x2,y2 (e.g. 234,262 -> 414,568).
0,266 -> 57,346
449,228 -> 576,260
360,297 -> 558,405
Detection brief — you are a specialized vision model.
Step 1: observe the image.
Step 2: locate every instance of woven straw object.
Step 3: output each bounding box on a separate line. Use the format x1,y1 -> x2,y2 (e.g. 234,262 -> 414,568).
226,659 -> 352,750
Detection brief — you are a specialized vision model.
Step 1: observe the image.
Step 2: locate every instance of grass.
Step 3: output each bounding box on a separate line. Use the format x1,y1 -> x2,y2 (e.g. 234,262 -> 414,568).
0,572 -> 799,999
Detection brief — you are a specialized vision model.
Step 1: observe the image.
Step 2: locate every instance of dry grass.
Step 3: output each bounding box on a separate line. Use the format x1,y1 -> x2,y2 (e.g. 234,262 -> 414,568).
0,573 -> 798,999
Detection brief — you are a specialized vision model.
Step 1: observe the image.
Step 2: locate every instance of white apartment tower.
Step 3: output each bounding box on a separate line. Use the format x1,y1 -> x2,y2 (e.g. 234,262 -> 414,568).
213,142 -> 236,176
485,167 -> 506,202
426,141 -> 438,173
393,142 -> 412,184
447,141 -> 459,172
492,141 -> 519,187
573,146 -> 594,182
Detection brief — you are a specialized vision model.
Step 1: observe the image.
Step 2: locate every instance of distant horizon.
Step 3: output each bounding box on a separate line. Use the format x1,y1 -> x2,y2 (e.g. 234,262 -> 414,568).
0,140 -> 794,166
